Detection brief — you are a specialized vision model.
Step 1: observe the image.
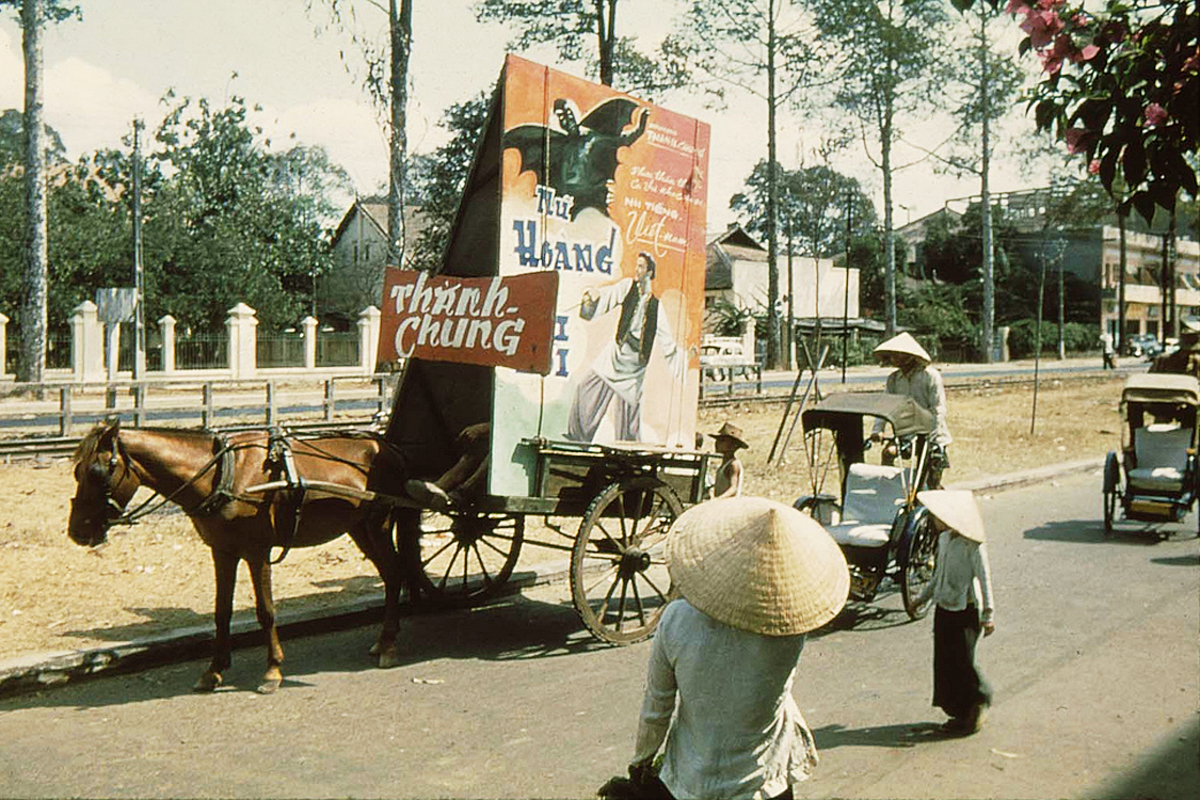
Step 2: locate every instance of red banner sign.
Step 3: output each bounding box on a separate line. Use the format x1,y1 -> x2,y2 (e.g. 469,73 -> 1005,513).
377,269 -> 559,375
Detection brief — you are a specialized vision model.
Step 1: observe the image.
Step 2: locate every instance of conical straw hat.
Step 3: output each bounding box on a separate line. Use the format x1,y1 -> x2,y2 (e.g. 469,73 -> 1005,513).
874,332 -> 931,364
918,490 -> 986,542
666,497 -> 849,636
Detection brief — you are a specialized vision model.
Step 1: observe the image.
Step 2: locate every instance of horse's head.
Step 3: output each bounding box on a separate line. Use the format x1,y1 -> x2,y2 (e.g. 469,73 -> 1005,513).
69,421 -> 139,546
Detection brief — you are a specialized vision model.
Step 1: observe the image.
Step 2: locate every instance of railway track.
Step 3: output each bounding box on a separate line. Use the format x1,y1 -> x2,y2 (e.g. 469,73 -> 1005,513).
2,370 -> 1120,462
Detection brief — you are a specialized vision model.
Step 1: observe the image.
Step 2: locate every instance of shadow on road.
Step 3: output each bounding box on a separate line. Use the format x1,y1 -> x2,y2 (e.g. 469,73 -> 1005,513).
811,721 -> 949,750
1023,519 -> 1190,545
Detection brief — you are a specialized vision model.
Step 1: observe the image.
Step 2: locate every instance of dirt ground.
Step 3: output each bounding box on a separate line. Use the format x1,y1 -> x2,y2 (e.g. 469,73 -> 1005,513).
0,375 -> 1124,662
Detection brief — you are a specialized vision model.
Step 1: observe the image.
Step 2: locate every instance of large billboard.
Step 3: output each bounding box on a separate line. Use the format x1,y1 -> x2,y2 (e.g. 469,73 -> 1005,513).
490,55 -> 710,496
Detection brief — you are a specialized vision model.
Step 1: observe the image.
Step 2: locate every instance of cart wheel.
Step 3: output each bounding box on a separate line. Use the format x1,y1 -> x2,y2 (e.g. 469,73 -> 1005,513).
900,509 -> 937,620
414,510 -> 524,608
1103,452 -> 1120,538
571,478 -> 683,644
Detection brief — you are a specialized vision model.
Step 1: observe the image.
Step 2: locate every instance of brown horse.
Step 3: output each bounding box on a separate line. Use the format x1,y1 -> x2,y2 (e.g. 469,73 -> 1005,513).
68,420 -> 416,693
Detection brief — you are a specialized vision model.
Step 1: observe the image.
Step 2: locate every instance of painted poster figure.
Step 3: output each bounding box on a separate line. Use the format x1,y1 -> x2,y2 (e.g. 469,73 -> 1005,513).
567,252 -> 685,443
504,97 -> 649,219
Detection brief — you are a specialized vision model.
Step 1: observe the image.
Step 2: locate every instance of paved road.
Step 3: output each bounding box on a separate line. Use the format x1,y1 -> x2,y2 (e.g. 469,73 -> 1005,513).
0,470 -> 1195,799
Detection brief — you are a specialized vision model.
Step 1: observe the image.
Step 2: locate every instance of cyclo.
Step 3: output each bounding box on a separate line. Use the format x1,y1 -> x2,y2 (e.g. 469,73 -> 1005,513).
793,392 -> 940,619
1102,373 -> 1200,537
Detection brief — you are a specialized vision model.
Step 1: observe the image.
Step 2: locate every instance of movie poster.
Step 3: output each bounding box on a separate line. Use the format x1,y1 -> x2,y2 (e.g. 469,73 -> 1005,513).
490,55 -> 710,496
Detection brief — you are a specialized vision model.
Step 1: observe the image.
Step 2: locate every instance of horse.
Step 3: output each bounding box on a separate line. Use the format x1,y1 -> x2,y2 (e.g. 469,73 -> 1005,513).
68,420 -> 419,693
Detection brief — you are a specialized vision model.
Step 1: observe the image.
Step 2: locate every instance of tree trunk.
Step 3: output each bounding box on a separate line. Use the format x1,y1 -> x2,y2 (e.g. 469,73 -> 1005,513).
596,0 -> 616,86
764,0 -> 780,369
19,0 -> 48,385
978,11 -> 994,364
882,113 -> 896,339
387,0 -> 412,268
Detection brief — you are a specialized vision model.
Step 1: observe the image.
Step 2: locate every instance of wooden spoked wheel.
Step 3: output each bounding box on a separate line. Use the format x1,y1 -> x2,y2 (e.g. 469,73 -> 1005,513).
415,510 -> 524,608
571,477 -> 683,644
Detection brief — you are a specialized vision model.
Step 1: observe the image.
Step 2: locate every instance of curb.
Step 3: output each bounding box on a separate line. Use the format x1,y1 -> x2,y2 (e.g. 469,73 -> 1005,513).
0,459 -> 1104,700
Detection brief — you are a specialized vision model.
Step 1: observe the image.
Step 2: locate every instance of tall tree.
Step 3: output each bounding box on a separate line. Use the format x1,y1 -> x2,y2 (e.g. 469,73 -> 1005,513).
939,5 -> 1024,362
1,0 -> 79,383
473,0 -> 683,94
730,160 -> 877,259
307,0 -> 411,266
812,0 -> 950,338
665,0 -> 827,368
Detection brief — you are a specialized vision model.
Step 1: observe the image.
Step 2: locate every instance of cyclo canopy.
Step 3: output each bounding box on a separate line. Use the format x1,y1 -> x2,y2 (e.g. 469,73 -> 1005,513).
1119,373 -> 1200,408
802,393 -> 935,479
802,393 -> 935,438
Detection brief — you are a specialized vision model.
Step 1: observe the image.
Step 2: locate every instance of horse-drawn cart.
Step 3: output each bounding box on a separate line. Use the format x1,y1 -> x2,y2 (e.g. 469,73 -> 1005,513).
68,56 -> 716,693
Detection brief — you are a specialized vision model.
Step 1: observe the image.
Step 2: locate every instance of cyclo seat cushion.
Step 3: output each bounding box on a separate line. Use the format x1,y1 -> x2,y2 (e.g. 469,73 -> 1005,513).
1129,425 -> 1193,493
828,463 -> 906,548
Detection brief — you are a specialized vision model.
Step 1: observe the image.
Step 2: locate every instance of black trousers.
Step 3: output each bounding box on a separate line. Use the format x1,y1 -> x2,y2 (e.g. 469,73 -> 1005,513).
932,604 -> 993,719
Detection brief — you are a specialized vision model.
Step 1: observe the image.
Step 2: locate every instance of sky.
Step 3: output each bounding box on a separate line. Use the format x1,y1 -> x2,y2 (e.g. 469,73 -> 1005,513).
0,0 -> 1051,234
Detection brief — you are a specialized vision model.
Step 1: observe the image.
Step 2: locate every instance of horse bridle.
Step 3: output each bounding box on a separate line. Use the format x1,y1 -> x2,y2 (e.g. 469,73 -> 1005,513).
76,438 -> 139,531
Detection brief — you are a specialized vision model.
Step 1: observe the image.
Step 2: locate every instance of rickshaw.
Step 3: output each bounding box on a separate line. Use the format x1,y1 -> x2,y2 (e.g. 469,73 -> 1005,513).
1102,373 -> 1200,537
793,392 -> 940,619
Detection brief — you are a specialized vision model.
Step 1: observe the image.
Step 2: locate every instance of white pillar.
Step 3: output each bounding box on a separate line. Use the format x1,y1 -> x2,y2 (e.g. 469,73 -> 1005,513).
358,306 -> 381,376
159,314 -> 176,373
742,317 -> 757,362
72,300 -> 104,383
105,323 -> 121,382
226,302 -> 258,379
0,312 -> 8,377
302,315 -> 318,371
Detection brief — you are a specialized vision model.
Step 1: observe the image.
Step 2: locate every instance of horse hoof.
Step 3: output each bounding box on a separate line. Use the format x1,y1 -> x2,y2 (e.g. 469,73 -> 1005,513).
194,672 -> 222,693
368,641 -> 382,657
377,647 -> 401,669
256,679 -> 282,695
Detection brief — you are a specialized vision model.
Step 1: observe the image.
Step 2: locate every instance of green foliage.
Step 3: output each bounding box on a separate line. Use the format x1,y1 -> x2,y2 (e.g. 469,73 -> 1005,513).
730,160 -> 877,258
1,94 -> 350,336
898,282 -> 980,358
407,92 -> 492,269
1005,319 -> 1098,358
705,297 -> 752,336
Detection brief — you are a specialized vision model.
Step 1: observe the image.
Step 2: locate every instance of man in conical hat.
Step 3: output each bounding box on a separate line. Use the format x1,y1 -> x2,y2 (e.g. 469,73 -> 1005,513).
870,332 -> 952,487
603,497 -> 849,800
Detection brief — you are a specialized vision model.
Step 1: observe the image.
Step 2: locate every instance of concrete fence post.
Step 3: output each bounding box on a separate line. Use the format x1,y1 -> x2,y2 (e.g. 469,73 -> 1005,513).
226,303 -> 258,380
159,314 -> 176,373
302,316 -> 318,371
0,312 -> 7,377
358,306 -> 380,376
71,300 -> 104,383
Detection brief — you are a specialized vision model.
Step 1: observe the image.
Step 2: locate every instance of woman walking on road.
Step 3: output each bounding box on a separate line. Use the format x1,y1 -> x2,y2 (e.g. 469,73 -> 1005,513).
915,490 -> 996,736
600,497 -> 849,799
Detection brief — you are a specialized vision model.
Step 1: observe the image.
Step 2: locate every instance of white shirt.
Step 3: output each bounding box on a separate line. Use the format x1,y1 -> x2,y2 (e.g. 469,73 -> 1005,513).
633,599 -> 818,799
873,364 -> 952,446
582,277 -> 683,405
916,531 -> 995,624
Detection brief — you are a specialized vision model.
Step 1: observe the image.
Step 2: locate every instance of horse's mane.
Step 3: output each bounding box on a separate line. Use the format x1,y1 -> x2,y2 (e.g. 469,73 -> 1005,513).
72,423 -> 216,465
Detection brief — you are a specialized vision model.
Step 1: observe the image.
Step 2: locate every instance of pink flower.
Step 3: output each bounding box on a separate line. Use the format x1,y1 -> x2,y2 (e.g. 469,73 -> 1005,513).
1040,35 -> 1078,74
1005,0 -> 1032,16
1088,160 -> 1101,175
1144,103 -> 1168,126
1077,43 -> 1100,61
1021,9 -> 1064,49
1065,126 -> 1093,154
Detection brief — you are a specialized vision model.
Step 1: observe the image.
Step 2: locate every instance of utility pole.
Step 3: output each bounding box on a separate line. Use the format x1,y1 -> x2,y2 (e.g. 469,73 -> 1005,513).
132,117 -> 146,379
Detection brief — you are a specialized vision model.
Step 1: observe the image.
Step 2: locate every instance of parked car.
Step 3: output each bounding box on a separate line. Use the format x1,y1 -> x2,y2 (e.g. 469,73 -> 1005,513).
1125,334 -> 1164,360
